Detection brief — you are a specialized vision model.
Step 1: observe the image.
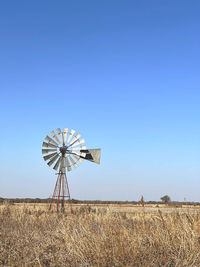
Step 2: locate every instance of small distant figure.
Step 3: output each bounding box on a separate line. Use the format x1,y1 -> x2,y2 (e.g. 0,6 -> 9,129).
140,195 -> 144,207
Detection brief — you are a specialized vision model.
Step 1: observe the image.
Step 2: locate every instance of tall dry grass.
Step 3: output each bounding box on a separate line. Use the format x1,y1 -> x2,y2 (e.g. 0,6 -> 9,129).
1,203 -> 200,266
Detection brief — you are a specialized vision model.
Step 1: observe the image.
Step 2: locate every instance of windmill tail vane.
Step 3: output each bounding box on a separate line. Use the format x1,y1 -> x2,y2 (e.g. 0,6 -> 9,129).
42,128 -> 101,213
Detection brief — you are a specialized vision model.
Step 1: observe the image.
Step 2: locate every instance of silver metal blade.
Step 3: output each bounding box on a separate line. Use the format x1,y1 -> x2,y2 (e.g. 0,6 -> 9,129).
42,142 -> 57,148
73,154 -> 83,163
63,128 -> 69,143
50,131 -> 61,144
59,157 -> 66,172
45,136 -> 58,146
71,145 -> 86,150
53,156 -> 62,170
69,132 -> 81,145
43,152 -> 58,161
71,138 -> 85,147
67,129 -> 75,144
57,128 -> 63,143
72,151 -> 86,158
60,157 -> 66,168
80,149 -> 101,164
42,149 -> 57,154
69,155 -> 78,168
47,153 -> 59,166
65,156 -> 72,172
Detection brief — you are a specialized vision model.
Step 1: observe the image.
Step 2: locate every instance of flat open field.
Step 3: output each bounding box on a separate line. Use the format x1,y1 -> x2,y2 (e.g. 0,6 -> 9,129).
1,203 -> 200,266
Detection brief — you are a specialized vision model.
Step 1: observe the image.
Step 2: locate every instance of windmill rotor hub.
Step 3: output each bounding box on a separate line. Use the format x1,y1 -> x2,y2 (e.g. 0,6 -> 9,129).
59,146 -> 68,156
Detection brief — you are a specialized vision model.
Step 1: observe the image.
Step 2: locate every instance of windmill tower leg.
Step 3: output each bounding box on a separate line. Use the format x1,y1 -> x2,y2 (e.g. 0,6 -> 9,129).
64,172 -> 73,213
57,173 -> 62,213
61,173 -> 65,213
49,174 -> 60,211
49,170 -> 72,213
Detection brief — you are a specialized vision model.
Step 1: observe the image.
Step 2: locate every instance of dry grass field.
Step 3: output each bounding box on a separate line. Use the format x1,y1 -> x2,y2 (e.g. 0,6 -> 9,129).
1,202 -> 200,266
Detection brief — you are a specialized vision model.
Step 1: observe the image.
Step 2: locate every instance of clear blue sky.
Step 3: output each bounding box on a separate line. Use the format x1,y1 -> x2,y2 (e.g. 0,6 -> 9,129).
0,1 -> 200,201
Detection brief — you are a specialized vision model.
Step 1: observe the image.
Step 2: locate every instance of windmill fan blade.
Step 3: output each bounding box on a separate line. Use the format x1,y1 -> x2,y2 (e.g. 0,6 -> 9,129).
47,153 -> 59,166
71,145 -> 86,150
42,149 -> 57,154
57,128 -> 63,143
69,132 -> 81,145
65,157 -> 72,171
45,136 -> 58,146
73,154 -> 83,163
72,151 -> 86,158
50,131 -> 61,144
80,149 -> 101,164
42,142 -> 57,148
63,128 -> 68,143
59,157 -> 66,171
69,155 -> 78,168
53,156 -> 62,170
67,129 -> 75,144
71,138 -> 85,147
43,152 -> 58,161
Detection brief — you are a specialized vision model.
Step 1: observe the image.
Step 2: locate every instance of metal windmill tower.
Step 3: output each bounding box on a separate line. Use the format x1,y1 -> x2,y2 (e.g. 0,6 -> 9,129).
42,128 -> 101,213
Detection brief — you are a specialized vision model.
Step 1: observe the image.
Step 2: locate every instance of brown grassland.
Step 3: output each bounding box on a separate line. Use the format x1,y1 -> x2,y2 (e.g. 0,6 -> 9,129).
1,202 -> 200,267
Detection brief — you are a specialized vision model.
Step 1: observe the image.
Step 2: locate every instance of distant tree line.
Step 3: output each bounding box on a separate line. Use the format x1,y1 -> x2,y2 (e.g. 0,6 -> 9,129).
1,197 -> 200,206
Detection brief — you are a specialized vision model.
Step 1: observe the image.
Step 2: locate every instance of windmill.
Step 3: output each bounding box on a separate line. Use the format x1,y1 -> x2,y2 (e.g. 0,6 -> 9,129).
42,128 -> 101,213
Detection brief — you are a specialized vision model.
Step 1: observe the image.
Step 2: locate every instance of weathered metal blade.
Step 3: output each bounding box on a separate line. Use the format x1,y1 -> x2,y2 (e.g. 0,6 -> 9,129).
50,131 -> 61,144
80,149 -> 101,164
60,157 -> 65,167
69,132 -> 81,145
71,155 -> 81,166
71,145 -> 86,150
57,128 -> 63,143
45,135 -> 58,146
47,153 -> 59,166
71,138 -> 85,147
63,128 -> 69,143
43,152 -> 58,161
67,129 -> 75,144
59,157 -> 66,172
42,149 -> 57,154
73,154 -> 83,163
69,155 -> 78,168
72,151 -> 86,158
65,156 -> 72,172
42,142 -> 57,148
53,156 -> 62,170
